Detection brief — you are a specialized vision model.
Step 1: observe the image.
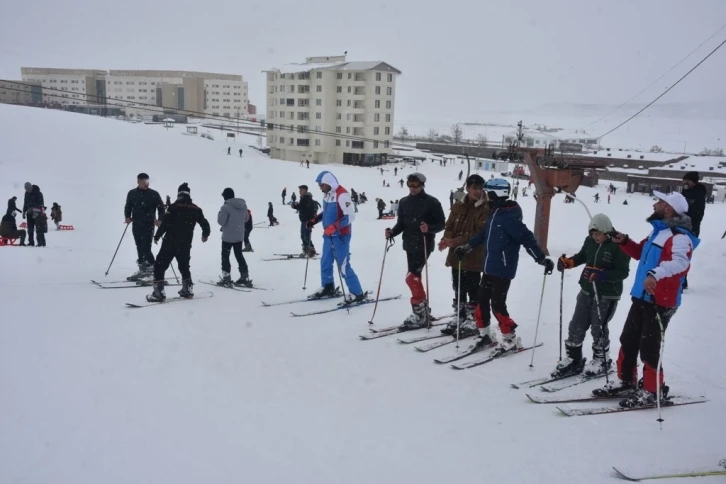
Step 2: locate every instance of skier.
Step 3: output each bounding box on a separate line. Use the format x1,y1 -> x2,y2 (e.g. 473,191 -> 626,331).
394,167 -> 398,176
554,214 -> 631,378
124,173 -> 165,281
217,188 -> 252,287
594,193 -> 600,203
385,173 -> 446,328
50,203 -> 62,230
449,190 -> 454,209
22,182 -> 44,247
281,187 -> 287,205
399,179 -> 404,188
382,179 -> 386,188
438,174 -> 488,336
227,147 -> 231,155
681,171 -> 706,290
291,192 -> 297,204
512,186 -> 519,201
307,170 -> 366,302
593,191 -> 698,408
239,148 -> 243,157
380,167 -> 384,175
455,178 -> 554,352
147,183 -> 210,302
306,160 -> 310,169
458,170 -> 463,181
243,209 -> 253,252
267,202 -> 279,226
0,210 -> 26,245
350,188 -> 359,213
607,194 -> 611,204
290,184 -> 318,257
376,198 -> 386,219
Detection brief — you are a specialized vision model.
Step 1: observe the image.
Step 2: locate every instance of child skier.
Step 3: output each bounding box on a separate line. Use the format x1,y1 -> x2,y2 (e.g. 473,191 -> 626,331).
554,214 -> 631,378
217,188 -> 252,287
35,208 -> 48,247
50,203 -> 62,230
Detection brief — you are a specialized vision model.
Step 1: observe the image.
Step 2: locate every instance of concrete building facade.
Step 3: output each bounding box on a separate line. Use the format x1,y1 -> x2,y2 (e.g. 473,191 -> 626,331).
21,67 -> 106,106
265,55 -> 401,165
0,80 -> 43,105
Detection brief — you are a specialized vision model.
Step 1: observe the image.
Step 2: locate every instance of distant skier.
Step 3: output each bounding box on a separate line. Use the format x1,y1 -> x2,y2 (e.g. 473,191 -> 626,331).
512,186 -> 519,201
455,178 -> 553,352
281,187 -> 287,205
227,147 -> 231,155
307,170 -> 366,302
306,160 -> 310,169
147,183 -> 210,302
239,148 -> 243,157
449,190 -> 455,209
50,203 -> 62,230
290,184 -> 318,257
350,188 -> 359,213
291,192 -> 297,204
608,194 -> 611,204
376,198 -> 386,219
267,202 -> 279,226
124,173 -> 165,281
594,193 -> 600,203
458,170 -> 463,181
385,173 -> 446,328
399,179 -> 404,188
554,214 -> 630,378
22,182 -> 44,246
243,209 -> 253,252
217,187 -> 252,287
394,167 -> 398,176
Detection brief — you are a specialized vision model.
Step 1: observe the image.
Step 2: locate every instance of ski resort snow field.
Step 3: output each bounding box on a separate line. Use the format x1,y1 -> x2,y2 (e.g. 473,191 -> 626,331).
1,104 -> 725,483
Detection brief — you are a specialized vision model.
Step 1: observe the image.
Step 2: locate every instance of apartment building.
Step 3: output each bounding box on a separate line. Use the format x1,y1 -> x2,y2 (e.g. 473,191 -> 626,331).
0,79 -> 43,105
265,55 -> 401,165
21,67 -> 107,105
20,67 -> 249,118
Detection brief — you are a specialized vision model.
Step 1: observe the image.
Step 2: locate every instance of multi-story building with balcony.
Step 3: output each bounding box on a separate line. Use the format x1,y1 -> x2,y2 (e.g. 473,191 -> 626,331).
265,55 -> 401,165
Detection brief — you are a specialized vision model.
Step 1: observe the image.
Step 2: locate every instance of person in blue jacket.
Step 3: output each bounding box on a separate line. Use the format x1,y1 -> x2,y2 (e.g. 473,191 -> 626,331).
307,171 -> 366,303
456,178 -> 554,352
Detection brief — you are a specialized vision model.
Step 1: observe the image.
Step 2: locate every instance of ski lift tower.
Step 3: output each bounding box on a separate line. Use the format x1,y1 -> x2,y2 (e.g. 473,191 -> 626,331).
507,121 -> 609,254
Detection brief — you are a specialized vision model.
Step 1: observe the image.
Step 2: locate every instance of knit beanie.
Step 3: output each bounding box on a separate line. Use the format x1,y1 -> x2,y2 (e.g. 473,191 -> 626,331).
222,187 -> 235,200
178,183 -> 191,195
683,171 -> 699,183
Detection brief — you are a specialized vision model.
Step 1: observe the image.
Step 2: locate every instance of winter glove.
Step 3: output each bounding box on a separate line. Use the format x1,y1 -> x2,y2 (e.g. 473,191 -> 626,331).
323,224 -> 336,237
385,228 -> 393,239
540,257 -> 555,275
581,265 -> 606,282
557,256 -> 575,272
454,244 -> 472,259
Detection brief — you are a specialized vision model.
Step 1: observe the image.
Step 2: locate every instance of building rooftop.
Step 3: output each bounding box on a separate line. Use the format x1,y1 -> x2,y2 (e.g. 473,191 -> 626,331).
108,70 -> 242,81
657,155 -> 726,174
269,60 -> 401,75
22,67 -> 107,76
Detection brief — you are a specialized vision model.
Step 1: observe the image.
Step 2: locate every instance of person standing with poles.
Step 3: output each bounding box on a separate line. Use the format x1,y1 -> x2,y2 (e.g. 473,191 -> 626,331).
147,183 -> 210,302
217,188 -> 252,287
307,170 -> 366,302
455,178 -> 553,353
385,173 -> 446,329
553,214 -> 631,378
593,191 -> 698,408
290,184 -> 318,257
124,173 -> 165,281
437,174 -> 488,337
22,182 -> 44,246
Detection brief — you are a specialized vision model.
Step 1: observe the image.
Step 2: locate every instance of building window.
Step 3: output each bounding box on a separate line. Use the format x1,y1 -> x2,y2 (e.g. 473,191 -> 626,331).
375,100 -> 380,108
374,141 -> 379,148
352,141 -> 364,149
316,98 -> 322,106
347,86 -> 352,93
376,73 -> 382,81
337,86 -> 342,93
315,126 -> 320,132
386,114 -> 391,122
354,73 -> 364,81
375,86 -> 380,95
346,140 -> 350,147
316,72 -> 322,79
280,137 -> 285,143
387,87 -> 392,95
316,85 -> 322,92
387,74 -> 393,82
336,127 -> 342,133
347,100 -> 351,106
346,127 -> 351,134
336,139 -> 341,146
337,73 -> 343,80
374,127 -> 379,135
384,141 -> 390,148
280,85 -> 285,93
348,73 -> 352,79
336,113 -> 342,120
386,101 -> 392,109
385,127 -> 390,135
316,112 -> 321,119
336,100 -> 342,107
346,114 -> 351,121
374,113 -> 380,122
315,138 -> 321,146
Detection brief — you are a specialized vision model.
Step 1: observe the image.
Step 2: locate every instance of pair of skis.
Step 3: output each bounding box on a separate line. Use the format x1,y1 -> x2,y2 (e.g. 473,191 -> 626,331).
260,289 -> 401,317
358,314 -> 454,340
262,253 -> 319,262
92,279 -> 179,289
525,391 -> 708,417
511,369 -> 614,393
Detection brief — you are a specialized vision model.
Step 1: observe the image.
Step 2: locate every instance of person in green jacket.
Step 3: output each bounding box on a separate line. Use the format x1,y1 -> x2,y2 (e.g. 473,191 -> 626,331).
554,213 -> 631,378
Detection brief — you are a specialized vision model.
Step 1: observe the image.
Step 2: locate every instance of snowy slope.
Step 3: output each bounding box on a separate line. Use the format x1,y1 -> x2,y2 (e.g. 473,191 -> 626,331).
1,105 -> 724,484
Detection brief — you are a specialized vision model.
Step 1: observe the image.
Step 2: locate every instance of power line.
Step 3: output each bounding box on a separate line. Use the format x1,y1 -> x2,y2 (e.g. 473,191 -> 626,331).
582,22 -> 726,131
596,37 -> 726,141
1,79 -> 411,149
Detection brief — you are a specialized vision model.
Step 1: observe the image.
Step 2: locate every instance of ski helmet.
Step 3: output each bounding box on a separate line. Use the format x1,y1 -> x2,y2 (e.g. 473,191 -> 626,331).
484,178 -> 511,199
466,174 -> 485,187
588,214 -> 613,234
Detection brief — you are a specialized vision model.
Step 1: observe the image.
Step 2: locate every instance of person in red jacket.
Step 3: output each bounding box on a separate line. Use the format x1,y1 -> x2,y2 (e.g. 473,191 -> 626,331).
593,191 -> 699,408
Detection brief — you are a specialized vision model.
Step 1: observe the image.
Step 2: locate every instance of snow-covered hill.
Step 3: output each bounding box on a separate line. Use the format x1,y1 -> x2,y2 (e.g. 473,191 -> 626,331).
1,105 -> 724,484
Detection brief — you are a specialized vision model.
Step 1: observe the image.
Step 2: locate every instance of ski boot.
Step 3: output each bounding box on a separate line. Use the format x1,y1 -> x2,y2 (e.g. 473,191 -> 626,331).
234,273 -> 253,288
619,385 -> 669,408
592,379 -> 637,398
400,301 -> 431,330
308,283 -> 337,300
178,278 -> 194,299
306,247 -> 317,258
441,301 -> 467,335
127,262 -> 153,282
551,342 -> 586,378
469,326 -> 495,350
217,272 -> 233,287
583,355 -> 611,377
343,291 -> 369,305
146,280 -> 166,302
498,330 -> 522,353
242,244 -> 253,253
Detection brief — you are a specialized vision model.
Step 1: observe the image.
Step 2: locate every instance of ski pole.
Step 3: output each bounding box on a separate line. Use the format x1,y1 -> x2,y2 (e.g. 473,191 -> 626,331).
655,312 -> 666,428
423,234 -> 431,330
170,263 -> 180,284
328,236 -> 349,310
559,257 -> 565,361
302,251 -> 310,290
456,259 -> 462,349
528,269 -> 549,368
368,238 -> 394,325
105,223 -> 130,276
591,281 -> 610,384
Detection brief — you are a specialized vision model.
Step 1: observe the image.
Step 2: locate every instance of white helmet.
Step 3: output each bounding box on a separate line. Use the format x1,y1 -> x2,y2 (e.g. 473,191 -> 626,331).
485,178 -> 511,199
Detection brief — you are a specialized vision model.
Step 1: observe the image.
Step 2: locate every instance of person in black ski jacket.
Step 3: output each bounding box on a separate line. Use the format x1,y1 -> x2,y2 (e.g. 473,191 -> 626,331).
376,198 -> 386,219
6,196 -> 19,217
22,182 -> 44,246
124,173 -> 165,279
291,185 -> 318,256
281,188 -> 287,205
385,173 -> 446,328
267,202 -> 278,226
681,171 -> 706,290
147,183 -> 210,302
244,209 -> 253,251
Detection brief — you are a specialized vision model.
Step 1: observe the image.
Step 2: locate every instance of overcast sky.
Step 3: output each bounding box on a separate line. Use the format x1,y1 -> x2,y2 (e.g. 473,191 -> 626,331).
1,0 -> 725,121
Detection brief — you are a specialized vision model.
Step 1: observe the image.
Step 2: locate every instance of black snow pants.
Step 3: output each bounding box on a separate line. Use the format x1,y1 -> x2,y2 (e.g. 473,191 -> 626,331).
133,221 -> 156,266
221,241 -> 248,276
26,215 -> 36,245
451,267 -> 481,305
154,241 -> 191,281
477,274 -> 516,334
